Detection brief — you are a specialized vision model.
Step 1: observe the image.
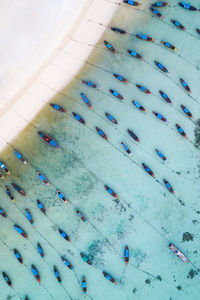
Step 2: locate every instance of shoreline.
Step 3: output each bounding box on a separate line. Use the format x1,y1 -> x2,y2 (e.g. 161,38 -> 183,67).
0,0 -> 119,151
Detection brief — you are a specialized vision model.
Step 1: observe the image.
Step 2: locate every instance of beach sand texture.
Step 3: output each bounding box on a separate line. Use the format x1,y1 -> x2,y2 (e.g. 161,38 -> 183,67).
0,0 -> 200,299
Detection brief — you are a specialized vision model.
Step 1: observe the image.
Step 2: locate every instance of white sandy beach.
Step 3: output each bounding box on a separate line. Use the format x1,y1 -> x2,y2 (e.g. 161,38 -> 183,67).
0,0 -> 119,151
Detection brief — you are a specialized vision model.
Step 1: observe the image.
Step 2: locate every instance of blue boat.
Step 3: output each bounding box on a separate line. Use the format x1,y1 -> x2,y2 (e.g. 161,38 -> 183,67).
159,90 -> 172,103
151,2 -> 168,7
104,185 -> 118,198
155,149 -> 167,161
171,19 -> 185,30
136,84 -> 151,94
104,40 -> 116,53
37,243 -> 44,257
53,266 -> 61,283
96,127 -> 108,141
121,142 -> 133,156
25,209 -> 34,225
132,100 -> 146,112
80,93 -> 93,109
37,200 -> 46,214
136,34 -> 154,42
124,245 -> 129,265
123,0 -> 141,6
176,124 -> 186,138
153,111 -> 168,122
61,256 -> 74,270
50,103 -> 66,112
58,229 -> 70,242
180,78 -> 191,93
150,7 -> 164,18
14,224 -> 28,238
56,189 -> 68,204
82,80 -> 97,88
14,149 -> 27,164
111,27 -> 127,34
127,49 -> 142,59
105,113 -> 118,124
181,105 -> 193,118
109,89 -> 123,100
161,41 -> 177,51
81,276 -> 87,294
0,207 -> 7,218
2,272 -> 12,287
113,73 -> 128,83
103,271 -> 117,284
142,163 -> 154,177
72,112 -> 85,124
155,61 -> 168,72
179,1 -> 197,10
14,249 -> 23,264
31,264 -> 40,283
37,171 -> 50,186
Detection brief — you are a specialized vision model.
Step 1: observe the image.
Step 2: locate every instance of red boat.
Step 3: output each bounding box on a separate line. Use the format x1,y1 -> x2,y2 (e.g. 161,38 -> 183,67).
127,129 -> 140,142
96,127 -> 108,141
38,132 -> 59,148
169,243 -> 188,263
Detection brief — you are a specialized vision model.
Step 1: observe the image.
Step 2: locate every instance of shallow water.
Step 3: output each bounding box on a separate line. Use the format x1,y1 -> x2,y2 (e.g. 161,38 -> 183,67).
0,1 -> 200,299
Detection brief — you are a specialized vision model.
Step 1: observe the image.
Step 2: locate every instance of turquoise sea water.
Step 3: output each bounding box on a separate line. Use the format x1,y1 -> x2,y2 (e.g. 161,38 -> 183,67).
1,1 -> 200,299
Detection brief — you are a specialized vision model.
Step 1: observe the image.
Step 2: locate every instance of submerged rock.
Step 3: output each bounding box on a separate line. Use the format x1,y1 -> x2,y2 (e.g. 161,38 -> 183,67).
145,278 -> 151,285
157,275 -> 162,281
132,288 -> 137,294
182,232 -> 193,242
194,119 -> 200,148
187,269 -> 198,279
